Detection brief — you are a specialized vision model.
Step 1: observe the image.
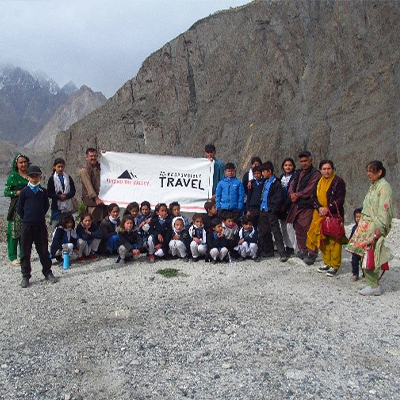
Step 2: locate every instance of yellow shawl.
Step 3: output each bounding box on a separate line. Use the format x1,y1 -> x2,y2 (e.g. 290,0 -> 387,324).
306,173 -> 336,251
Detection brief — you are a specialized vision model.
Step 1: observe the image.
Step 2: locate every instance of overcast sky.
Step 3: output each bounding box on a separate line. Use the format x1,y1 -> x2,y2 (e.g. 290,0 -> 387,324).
0,0 -> 249,98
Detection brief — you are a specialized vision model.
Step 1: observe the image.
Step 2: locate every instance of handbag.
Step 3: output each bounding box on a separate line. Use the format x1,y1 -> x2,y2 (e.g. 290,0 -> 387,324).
366,237 -> 390,276
320,202 -> 344,239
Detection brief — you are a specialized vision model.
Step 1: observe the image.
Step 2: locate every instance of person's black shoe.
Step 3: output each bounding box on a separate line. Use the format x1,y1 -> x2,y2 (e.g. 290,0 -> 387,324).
260,252 -> 274,258
279,254 -> 289,262
253,257 -> 260,263
286,247 -> 295,257
304,255 -> 317,265
45,272 -> 58,284
192,257 -> 199,262
20,277 -> 30,288
237,256 -> 245,262
296,250 -> 308,260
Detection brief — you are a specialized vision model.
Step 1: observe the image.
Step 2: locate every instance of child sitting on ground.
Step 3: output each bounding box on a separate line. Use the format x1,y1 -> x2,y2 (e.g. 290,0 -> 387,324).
116,216 -> 140,264
349,207 -> 363,281
50,213 -> 79,262
188,213 -> 207,262
100,203 -> 120,254
222,213 -> 240,258
76,212 -> 104,262
169,216 -> 189,260
147,203 -> 172,262
216,162 -> 245,223
207,217 -> 229,264
137,201 -> 153,252
123,202 -> 140,229
235,215 -> 259,262
169,201 -> 190,228
203,200 -> 218,233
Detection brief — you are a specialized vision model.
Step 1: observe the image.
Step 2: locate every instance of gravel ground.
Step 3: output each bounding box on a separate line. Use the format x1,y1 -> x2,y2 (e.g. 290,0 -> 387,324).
0,221 -> 399,400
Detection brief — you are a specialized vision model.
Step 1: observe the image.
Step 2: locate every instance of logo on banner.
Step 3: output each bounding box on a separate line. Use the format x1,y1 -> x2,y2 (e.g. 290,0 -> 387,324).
118,170 -> 138,179
159,170 -> 205,191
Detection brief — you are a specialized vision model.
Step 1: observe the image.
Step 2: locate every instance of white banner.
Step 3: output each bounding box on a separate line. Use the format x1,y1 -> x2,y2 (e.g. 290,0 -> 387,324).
99,152 -> 214,212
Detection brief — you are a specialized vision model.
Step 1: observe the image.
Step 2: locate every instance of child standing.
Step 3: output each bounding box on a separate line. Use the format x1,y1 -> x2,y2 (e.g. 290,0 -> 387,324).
236,216 -> 259,262
123,202 -> 140,228
216,163 -> 245,223
17,165 -> 58,288
203,200 -> 218,233
47,158 -> 76,229
169,201 -> 190,228
246,166 -> 264,227
278,158 -> 297,256
50,213 -> 79,262
258,161 -> 288,262
169,216 -> 189,260
100,203 -> 120,254
147,203 -> 172,262
349,208 -> 363,281
188,214 -> 207,261
207,218 -> 229,264
117,216 -> 140,264
76,213 -> 103,261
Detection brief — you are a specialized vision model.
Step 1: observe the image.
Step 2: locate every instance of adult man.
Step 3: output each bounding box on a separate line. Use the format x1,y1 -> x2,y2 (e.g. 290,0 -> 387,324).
286,151 -> 321,264
204,144 -> 224,197
79,148 -> 107,223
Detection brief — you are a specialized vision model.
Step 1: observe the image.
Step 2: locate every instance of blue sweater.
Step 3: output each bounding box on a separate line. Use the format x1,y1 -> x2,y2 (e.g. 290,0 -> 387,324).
17,185 -> 49,225
216,177 -> 245,210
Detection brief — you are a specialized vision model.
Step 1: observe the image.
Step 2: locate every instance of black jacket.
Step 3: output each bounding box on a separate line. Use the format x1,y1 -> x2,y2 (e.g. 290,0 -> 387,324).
47,174 -> 76,211
76,222 -> 104,241
118,229 -> 138,252
50,227 -> 78,256
247,179 -> 265,210
100,216 -> 120,239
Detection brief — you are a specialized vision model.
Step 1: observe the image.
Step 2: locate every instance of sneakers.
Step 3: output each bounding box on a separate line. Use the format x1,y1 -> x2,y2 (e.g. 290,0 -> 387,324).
45,272 -> 58,284
253,257 -> 260,263
11,259 -> 21,266
359,285 -> 382,296
350,275 -> 359,282
88,253 -> 98,260
20,277 -> 29,288
77,256 -> 86,262
148,255 -> 155,263
326,268 -> 338,277
237,256 -> 245,262
211,259 -> 217,265
192,257 -> 199,262
304,254 -> 317,265
317,265 -> 330,273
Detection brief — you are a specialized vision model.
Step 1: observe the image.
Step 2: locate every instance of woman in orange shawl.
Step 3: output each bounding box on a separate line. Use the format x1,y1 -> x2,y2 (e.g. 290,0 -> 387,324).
306,160 -> 346,276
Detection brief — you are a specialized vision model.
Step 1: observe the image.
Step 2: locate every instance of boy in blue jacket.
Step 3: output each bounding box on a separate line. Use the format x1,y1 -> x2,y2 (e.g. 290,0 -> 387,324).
17,166 -> 58,288
216,162 -> 245,223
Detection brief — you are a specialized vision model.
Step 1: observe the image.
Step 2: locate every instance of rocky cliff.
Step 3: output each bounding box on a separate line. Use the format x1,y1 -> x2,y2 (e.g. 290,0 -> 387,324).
27,85 -> 107,153
54,0 -> 400,216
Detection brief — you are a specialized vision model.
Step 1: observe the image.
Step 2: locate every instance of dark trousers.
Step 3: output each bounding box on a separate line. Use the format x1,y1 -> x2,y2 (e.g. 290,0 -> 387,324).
20,224 -> 52,279
258,210 -> 286,256
351,253 -> 362,276
248,208 -> 260,227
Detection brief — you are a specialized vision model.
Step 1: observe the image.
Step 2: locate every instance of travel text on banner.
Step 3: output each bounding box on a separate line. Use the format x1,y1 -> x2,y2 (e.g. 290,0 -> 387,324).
99,152 -> 214,212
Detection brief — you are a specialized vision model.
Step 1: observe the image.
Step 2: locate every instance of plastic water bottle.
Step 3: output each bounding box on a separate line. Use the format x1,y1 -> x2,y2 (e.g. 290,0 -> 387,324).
62,245 -> 70,270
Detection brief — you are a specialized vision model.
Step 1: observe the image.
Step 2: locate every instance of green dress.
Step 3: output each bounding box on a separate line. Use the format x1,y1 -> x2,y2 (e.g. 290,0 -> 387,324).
4,154 -> 29,261
346,177 -> 393,269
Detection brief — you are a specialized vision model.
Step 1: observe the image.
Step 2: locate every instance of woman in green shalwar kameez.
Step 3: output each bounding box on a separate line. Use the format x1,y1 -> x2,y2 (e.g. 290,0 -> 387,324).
346,161 -> 393,296
4,154 -> 30,265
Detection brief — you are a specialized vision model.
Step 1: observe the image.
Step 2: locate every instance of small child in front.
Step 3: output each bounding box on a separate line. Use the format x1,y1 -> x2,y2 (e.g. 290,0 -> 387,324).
216,162 -> 245,223
137,201 -> 152,252
147,203 -> 172,262
17,165 -> 58,288
236,216 -> 259,262
188,213 -> 207,261
203,200 -> 218,233
123,202 -> 140,228
222,213 -> 240,257
50,213 -> 79,262
169,216 -> 189,260
76,213 -> 103,261
349,208 -> 363,281
207,218 -> 229,264
117,216 -> 140,264
100,203 -> 120,254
